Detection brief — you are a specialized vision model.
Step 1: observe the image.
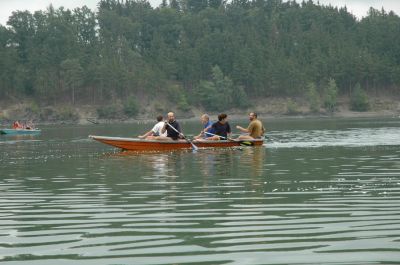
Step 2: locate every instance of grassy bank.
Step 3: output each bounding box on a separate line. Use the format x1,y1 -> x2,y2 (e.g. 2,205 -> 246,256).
1,95 -> 399,126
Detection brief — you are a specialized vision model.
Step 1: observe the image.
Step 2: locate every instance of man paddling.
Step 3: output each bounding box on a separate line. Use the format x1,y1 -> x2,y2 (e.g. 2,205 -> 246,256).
236,112 -> 264,140
194,114 -> 214,140
156,112 -> 183,141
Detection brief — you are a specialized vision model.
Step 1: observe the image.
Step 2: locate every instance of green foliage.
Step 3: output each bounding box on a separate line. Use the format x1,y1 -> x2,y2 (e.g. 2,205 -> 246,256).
323,78 -> 338,113
25,102 -> 40,116
195,65 -> 248,111
97,105 -> 119,119
123,96 -> 139,117
39,107 -> 55,121
232,85 -> 249,109
306,82 -> 320,113
1,0 -> 400,113
167,84 -> 183,104
177,94 -> 191,111
60,58 -> 84,105
350,83 -> 370,111
196,80 -> 219,110
286,99 -> 299,115
166,84 -> 191,111
57,107 -> 79,121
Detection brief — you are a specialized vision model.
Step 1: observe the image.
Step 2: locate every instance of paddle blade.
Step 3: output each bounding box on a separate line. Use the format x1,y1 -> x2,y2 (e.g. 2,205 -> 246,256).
191,142 -> 198,151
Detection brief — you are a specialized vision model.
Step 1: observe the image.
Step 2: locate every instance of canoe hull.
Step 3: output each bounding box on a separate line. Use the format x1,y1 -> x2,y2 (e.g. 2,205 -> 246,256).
0,129 -> 41,135
89,135 -> 264,151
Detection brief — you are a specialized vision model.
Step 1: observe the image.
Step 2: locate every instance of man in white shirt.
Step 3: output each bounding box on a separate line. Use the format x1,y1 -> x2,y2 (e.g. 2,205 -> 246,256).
138,115 -> 167,139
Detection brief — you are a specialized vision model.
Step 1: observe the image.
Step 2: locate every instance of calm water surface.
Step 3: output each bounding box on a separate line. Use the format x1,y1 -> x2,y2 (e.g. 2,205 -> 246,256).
1,118 -> 400,264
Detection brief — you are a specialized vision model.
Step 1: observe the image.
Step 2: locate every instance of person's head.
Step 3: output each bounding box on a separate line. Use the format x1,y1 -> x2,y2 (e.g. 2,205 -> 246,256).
200,114 -> 209,124
167,112 -> 175,122
249,112 -> 257,121
156,115 -> 163,122
218,113 -> 228,123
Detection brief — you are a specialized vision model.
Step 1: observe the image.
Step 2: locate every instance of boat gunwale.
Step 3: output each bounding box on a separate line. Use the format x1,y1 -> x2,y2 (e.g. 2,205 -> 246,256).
1,128 -> 42,134
89,135 -> 264,144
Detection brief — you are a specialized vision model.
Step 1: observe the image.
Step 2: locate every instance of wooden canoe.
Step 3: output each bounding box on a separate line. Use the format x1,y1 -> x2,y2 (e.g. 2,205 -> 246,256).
0,128 -> 41,135
89,135 -> 264,151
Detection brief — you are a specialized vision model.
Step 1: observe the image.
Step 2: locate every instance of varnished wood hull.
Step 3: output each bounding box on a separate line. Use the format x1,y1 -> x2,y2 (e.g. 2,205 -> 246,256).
89,135 -> 264,151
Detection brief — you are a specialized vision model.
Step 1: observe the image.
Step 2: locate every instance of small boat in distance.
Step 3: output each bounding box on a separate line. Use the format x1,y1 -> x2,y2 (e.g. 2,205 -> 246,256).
0,128 -> 41,135
89,135 -> 264,151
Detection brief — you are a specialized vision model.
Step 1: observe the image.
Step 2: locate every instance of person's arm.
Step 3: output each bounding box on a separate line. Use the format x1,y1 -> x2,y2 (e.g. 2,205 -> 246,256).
138,130 -> 153,139
194,127 -> 203,139
161,122 -> 167,134
194,132 -> 202,139
197,125 -> 211,137
236,125 -> 249,133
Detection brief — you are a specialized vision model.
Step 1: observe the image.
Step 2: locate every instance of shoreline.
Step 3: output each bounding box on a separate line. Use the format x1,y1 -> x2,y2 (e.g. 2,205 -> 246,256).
1,97 -> 399,126
25,110 -> 400,126
1,109 -> 399,127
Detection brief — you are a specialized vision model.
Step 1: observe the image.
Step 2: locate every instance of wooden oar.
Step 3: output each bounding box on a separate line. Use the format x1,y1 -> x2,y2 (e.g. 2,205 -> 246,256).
204,132 -> 253,146
165,122 -> 198,151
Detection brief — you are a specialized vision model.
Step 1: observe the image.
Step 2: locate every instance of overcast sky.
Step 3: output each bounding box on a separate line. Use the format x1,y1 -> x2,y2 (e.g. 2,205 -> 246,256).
0,0 -> 399,26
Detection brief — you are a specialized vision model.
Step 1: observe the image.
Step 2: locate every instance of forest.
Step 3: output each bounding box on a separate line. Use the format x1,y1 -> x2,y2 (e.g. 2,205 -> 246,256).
0,0 -> 399,119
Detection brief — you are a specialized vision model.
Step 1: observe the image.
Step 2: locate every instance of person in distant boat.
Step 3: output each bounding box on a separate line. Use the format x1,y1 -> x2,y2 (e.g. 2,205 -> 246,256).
12,121 -> 23,129
155,112 -> 183,141
138,115 -> 167,139
236,112 -> 265,140
25,120 -> 35,130
194,114 -> 214,140
206,113 -> 231,140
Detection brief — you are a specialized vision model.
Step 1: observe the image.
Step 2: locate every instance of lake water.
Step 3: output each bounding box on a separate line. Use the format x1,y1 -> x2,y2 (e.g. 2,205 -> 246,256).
1,117 -> 400,264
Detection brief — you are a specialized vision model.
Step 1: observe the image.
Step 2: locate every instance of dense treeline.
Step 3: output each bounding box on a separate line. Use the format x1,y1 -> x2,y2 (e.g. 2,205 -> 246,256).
1,0 -> 399,115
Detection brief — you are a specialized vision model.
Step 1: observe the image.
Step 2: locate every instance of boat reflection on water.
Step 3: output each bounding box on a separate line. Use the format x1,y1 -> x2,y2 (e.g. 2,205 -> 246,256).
101,147 -> 266,190
104,146 -> 266,179
0,134 -> 41,141
239,146 -> 266,178
238,147 -> 266,194
104,150 -> 186,177
92,146 -> 267,207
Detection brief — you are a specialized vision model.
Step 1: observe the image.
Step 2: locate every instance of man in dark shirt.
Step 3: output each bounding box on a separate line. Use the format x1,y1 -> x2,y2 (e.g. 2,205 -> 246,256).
207,113 -> 231,140
156,112 -> 183,140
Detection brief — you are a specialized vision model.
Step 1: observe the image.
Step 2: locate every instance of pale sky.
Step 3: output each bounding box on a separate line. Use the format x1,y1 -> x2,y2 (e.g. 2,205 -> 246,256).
0,0 -> 399,26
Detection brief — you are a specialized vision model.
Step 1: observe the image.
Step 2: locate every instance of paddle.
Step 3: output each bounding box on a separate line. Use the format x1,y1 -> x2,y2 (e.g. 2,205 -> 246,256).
204,132 -> 254,146
165,122 -> 198,151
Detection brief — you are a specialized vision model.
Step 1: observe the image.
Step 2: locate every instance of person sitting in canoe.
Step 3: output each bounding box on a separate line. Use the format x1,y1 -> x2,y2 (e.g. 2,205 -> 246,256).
194,114 -> 214,140
236,112 -> 265,140
12,121 -> 23,129
138,115 -> 167,139
24,120 -> 35,130
205,113 -> 231,140
155,112 -> 184,141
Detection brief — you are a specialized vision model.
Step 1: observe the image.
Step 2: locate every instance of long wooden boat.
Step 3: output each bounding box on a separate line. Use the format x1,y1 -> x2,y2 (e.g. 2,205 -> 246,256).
89,135 -> 264,151
0,128 -> 41,135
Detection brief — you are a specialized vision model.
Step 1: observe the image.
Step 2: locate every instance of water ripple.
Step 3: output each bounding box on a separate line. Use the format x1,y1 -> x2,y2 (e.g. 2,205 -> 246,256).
1,121 -> 400,264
